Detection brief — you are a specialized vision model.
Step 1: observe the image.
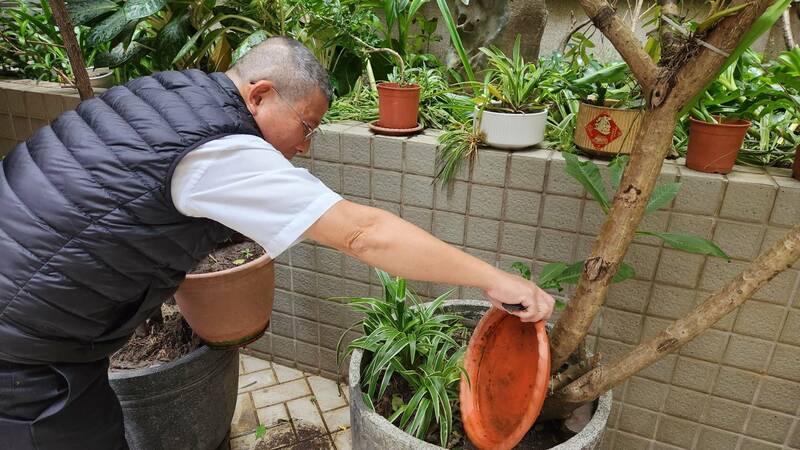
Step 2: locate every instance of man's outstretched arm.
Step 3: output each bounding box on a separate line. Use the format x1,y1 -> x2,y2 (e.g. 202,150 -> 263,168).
304,200 -> 554,322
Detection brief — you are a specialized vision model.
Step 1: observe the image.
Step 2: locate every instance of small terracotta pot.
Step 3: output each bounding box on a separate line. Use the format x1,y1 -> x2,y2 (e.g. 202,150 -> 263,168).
376,82 -> 421,129
792,145 -> 800,181
686,117 -> 751,174
175,253 -> 274,348
460,307 -> 550,450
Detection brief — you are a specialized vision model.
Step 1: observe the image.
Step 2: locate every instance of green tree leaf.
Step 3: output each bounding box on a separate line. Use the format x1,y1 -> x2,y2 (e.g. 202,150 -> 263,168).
435,0 -> 475,85
232,30 -> 269,65
645,182 -> 681,214
563,153 -> 610,212
537,262 -> 568,289
638,231 -> 730,260
608,155 -> 629,193
511,262 -> 532,281
154,12 -> 190,69
123,0 -> 168,21
66,0 -> 118,26
96,41 -> 147,67
613,262 -> 636,283
87,8 -> 128,47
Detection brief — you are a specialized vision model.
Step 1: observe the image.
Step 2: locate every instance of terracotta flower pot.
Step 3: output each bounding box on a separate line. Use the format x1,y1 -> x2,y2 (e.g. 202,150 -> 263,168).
685,117 -> 751,174
175,253 -> 274,348
460,306 -> 550,450
376,82 -> 421,129
792,145 -> 800,181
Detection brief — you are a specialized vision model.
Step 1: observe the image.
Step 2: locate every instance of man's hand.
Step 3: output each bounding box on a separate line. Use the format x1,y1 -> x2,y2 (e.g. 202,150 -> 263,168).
483,272 -> 555,323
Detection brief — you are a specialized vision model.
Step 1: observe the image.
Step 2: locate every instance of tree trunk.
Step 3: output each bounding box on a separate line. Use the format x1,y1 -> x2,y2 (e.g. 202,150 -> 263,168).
549,109 -> 676,370
782,7 -> 796,49
548,0 -> 777,373
47,0 -> 93,100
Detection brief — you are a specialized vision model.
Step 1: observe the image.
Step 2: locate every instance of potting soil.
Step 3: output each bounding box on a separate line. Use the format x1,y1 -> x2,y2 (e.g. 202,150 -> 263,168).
190,241 -> 265,274
110,302 -> 199,371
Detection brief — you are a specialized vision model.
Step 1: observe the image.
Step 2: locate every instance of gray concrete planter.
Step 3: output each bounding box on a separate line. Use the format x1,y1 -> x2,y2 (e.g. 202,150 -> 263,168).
109,346 -> 239,450
348,299 -> 612,450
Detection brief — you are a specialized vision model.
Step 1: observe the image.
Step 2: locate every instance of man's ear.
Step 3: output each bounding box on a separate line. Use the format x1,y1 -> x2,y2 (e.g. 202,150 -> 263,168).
246,80 -> 275,109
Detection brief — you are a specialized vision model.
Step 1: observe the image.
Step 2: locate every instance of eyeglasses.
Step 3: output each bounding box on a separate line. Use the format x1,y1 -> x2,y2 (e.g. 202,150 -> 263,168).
250,82 -> 319,142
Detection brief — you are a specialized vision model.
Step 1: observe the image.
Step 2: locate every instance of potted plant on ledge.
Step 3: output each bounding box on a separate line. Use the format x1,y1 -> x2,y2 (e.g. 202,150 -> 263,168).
571,61 -> 645,157
354,37 -> 423,135
474,35 -> 552,150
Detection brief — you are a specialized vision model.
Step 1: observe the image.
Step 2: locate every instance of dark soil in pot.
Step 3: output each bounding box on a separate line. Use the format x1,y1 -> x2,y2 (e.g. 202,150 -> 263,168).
190,240 -> 265,274
110,301 -> 199,371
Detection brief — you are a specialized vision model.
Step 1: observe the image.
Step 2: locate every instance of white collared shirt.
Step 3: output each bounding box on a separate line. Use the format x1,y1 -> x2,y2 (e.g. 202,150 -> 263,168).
170,134 -> 342,259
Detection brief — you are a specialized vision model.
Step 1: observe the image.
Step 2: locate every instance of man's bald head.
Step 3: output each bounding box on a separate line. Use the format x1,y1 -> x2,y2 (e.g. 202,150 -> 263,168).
228,37 -> 332,103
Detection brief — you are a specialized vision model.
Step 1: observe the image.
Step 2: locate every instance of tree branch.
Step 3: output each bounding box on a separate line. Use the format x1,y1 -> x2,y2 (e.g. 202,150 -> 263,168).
578,0 -> 660,93
664,0 -> 776,110
554,225 -> 800,403
658,0 -> 683,62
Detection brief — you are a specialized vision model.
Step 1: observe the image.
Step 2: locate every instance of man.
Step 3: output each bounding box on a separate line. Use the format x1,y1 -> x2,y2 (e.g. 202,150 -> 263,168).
0,37 -> 554,449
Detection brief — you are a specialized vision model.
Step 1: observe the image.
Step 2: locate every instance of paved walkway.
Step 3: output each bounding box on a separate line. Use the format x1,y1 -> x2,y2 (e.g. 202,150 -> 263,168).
230,353 -> 352,450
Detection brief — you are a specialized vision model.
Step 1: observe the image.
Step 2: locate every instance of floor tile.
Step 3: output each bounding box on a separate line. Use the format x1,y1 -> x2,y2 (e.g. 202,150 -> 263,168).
256,403 -> 290,429
230,393 -> 259,438
332,428 -> 352,450
273,363 -> 304,383
241,354 -> 272,374
230,432 -> 256,450
287,396 -> 326,431
252,378 -> 311,408
322,406 -> 350,432
238,369 -> 277,393
308,376 -> 347,411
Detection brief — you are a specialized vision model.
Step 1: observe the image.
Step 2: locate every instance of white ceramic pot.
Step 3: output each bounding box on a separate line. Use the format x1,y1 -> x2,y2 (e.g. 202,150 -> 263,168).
88,67 -> 114,88
475,108 -> 548,150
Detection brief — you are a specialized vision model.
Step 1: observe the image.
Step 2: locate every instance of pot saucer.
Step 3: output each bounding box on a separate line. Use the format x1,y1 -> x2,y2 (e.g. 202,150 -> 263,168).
460,307 -> 550,450
368,120 -> 424,136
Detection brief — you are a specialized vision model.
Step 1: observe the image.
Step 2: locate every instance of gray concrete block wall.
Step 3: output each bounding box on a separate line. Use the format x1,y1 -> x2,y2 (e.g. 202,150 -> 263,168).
5,84 -> 799,448
0,80 -> 107,157
256,123 -> 800,450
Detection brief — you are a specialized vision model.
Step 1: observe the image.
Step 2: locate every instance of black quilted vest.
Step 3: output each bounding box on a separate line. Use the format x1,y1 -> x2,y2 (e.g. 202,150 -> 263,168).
0,70 -> 262,364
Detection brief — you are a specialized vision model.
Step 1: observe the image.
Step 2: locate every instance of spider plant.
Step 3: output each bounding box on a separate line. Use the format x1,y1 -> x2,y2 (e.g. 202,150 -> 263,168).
475,35 -> 552,114
337,270 -> 467,447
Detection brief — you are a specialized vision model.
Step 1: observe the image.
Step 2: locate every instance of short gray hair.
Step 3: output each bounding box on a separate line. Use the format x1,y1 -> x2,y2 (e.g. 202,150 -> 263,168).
229,36 -> 332,102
